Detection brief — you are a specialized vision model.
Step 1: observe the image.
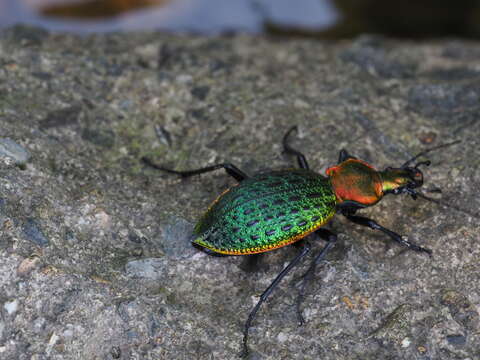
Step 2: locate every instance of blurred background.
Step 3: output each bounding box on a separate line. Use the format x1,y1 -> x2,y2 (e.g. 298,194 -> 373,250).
1,0 -> 480,38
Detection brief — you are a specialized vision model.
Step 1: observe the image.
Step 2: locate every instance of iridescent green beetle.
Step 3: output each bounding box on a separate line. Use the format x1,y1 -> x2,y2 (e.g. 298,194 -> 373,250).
142,126 -> 458,356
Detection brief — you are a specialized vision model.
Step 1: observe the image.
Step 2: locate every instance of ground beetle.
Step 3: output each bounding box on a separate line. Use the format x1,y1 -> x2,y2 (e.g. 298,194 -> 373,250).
142,126 -> 461,357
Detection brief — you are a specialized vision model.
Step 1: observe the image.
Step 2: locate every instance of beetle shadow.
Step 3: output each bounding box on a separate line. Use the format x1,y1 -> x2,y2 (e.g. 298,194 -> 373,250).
238,253 -> 268,273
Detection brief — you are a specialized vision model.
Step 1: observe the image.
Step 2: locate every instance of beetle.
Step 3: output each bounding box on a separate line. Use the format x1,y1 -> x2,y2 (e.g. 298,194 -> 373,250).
142,126 -> 460,357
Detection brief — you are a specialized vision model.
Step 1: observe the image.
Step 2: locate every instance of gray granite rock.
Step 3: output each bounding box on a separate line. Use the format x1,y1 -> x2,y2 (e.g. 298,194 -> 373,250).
0,25 -> 479,359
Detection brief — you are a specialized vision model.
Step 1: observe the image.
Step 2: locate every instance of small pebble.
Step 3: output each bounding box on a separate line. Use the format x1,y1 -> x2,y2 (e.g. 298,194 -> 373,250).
22,219 -> 49,247
46,333 -> 59,355
401,337 -> 411,347
446,334 -> 466,346
4,299 -> 18,315
277,332 -> 288,342
0,138 -> 30,166
125,258 -> 165,280
17,256 -> 40,276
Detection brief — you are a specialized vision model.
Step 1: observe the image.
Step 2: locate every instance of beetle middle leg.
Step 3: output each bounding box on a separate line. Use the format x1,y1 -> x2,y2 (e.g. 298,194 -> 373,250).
141,157 -> 248,182
241,241 -> 311,357
295,228 -> 337,325
343,213 -> 432,255
283,125 -> 310,170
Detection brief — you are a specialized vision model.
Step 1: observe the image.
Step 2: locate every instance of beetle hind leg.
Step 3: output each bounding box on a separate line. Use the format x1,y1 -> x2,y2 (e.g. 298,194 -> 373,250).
295,228 -> 337,326
141,157 -> 248,182
241,241 -> 311,357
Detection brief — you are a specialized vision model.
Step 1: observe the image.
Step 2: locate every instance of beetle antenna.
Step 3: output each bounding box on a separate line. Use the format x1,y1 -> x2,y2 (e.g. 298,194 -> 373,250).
402,140 -> 461,168
414,160 -> 431,169
416,192 -> 479,217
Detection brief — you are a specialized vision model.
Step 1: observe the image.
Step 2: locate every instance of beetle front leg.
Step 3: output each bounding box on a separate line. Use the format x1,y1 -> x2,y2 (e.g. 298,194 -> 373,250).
343,214 -> 432,255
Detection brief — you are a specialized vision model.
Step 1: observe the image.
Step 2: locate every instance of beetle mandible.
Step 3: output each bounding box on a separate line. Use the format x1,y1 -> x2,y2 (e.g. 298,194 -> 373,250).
142,125 -> 458,357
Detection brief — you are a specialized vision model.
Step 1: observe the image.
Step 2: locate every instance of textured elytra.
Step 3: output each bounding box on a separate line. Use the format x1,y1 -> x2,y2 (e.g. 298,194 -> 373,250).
192,169 -> 337,254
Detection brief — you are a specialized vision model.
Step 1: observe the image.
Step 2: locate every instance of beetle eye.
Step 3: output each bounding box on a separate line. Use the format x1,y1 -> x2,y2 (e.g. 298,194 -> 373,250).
412,171 -> 422,181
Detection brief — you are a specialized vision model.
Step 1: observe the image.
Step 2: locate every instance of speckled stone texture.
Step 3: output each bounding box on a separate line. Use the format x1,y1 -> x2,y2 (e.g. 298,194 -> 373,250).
0,25 -> 479,359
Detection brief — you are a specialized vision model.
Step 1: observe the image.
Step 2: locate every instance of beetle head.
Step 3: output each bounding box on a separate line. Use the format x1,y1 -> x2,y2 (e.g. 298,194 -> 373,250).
327,141 -> 473,215
379,160 -> 430,199
326,156 -> 431,206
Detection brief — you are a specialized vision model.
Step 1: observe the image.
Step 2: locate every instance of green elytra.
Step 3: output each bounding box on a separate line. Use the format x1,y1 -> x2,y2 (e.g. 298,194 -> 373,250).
193,169 -> 337,255
142,126 -> 460,357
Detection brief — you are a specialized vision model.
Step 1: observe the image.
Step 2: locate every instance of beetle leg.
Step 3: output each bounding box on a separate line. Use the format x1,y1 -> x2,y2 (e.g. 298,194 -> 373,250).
343,214 -> 432,255
141,157 -> 248,182
241,241 -> 311,357
282,126 -> 310,170
337,149 -> 357,163
295,228 -> 337,326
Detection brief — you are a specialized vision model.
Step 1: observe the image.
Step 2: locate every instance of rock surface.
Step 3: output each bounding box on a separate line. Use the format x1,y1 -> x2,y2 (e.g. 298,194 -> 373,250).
0,25 -> 479,359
